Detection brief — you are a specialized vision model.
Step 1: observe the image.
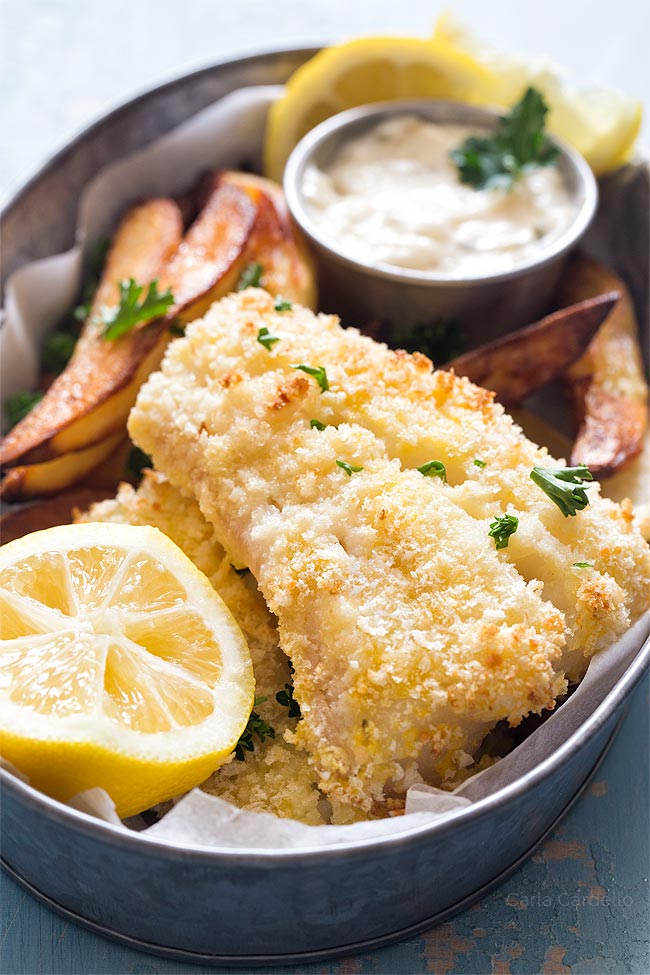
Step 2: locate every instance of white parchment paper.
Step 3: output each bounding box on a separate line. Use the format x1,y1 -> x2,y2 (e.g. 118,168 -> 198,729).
1,87 -> 648,850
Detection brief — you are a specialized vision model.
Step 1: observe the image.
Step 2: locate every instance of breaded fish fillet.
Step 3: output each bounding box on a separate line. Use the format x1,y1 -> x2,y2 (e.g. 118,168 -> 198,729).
76,471 -> 331,823
129,290 -> 649,810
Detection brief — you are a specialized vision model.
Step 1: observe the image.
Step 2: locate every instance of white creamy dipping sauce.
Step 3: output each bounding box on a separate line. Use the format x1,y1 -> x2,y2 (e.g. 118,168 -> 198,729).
301,115 -> 576,276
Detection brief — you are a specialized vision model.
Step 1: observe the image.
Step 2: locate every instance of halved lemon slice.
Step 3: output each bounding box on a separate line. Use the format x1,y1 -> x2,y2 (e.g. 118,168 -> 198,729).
433,12 -> 642,175
0,523 -> 254,817
264,37 -> 495,181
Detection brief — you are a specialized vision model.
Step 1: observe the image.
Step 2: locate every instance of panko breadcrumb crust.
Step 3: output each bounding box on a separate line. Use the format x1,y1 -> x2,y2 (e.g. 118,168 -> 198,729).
128,289 -> 650,813
77,472 -> 367,824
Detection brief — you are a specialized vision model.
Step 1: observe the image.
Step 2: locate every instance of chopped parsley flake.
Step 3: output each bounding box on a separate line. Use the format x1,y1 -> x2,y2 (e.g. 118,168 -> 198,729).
417,460 -> 447,481
530,465 -> 593,517
274,297 -> 293,312
293,363 -> 329,392
257,326 -> 280,350
336,460 -> 363,476
473,459 -> 486,468
237,262 -> 264,291
276,682 -> 301,719
4,390 -> 43,429
234,697 -> 275,761
572,561 -> 594,569
488,514 -> 519,550
125,446 -> 152,482
310,419 -> 327,430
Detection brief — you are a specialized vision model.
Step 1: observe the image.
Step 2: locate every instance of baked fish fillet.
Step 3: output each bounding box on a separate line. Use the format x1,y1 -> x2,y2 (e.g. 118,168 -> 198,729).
76,471 -> 329,824
129,290 -> 650,811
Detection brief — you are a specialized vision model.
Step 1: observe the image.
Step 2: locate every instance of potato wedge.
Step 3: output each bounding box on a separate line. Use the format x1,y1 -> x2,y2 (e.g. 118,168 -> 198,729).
557,255 -> 649,476
0,433 -> 125,502
447,293 -> 619,404
0,173 -> 315,498
160,180 -> 257,323
0,199 -> 183,466
0,489 -> 113,544
219,171 -> 318,308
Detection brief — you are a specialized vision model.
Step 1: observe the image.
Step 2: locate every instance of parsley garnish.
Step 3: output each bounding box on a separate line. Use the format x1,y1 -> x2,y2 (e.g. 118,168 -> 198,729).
310,419 -> 326,430
488,514 -> 519,550
451,87 -> 559,191
101,279 -> 174,341
401,318 -> 466,364
257,327 -> 280,351
234,697 -> 275,761
530,466 -> 593,517
237,262 -> 264,291
73,236 -> 110,322
293,363 -> 329,392
274,297 -> 293,312
168,320 -> 185,337
42,330 -> 76,372
276,682 -> 301,719
125,446 -> 152,481
572,561 -> 594,568
417,460 -> 447,481
473,459 -> 486,468
336,460 -> 363,476
4,390 -> 43,429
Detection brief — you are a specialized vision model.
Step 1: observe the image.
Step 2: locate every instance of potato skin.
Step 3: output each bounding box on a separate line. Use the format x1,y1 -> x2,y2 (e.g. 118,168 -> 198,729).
557,254 -> 648,476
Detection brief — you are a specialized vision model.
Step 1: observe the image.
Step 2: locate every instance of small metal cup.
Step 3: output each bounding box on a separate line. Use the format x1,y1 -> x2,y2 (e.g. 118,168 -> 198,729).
284,99 -> 598,347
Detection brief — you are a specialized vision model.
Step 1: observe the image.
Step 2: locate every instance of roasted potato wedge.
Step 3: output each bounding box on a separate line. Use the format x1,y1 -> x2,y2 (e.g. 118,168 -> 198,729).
0,433 -> 125,502
160,180 -> 257,324
447,293 -> 619,404
0,199 -> 183,467
0,173 -> 317,499
0,489 -> 113,544
557,255 -> 649,476
220,170 -> 317,308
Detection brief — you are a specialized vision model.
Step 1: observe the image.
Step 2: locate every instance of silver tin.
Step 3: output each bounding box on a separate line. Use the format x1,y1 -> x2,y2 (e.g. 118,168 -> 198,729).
1,47 -> 649,965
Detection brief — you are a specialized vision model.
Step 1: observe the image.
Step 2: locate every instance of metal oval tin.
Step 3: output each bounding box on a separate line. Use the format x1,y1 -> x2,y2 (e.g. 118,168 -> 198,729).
1,47 -> 649,964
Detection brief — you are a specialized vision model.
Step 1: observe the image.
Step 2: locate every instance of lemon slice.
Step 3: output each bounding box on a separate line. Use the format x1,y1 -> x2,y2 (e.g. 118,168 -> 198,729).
264,37 -> 495,181
433,12 -> 642,175
0,523 -> 254,817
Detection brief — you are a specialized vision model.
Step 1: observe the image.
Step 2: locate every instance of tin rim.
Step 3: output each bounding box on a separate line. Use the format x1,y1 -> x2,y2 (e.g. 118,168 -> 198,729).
0,43 -> 648,863
0,715 -> 623,966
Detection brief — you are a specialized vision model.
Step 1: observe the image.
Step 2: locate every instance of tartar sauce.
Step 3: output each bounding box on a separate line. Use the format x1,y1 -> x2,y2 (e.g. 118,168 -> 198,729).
301,115 -> 576,276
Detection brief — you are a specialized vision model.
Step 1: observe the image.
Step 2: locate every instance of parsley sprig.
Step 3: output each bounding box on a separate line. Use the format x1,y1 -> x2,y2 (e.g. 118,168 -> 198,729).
234,697 -> 275,761
451,87 -> 559,191
417,460 -> 447,481
530,466 -> 593,517
101,279 -> 174,341
293,363 -> 329,392
489,514 -> 519,550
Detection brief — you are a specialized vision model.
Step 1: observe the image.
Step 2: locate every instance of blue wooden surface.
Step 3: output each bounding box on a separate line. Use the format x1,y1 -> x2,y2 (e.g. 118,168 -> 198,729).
2,672 -> 648,975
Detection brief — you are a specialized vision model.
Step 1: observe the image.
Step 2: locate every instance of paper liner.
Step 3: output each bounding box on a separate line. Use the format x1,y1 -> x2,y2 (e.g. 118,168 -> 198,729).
1,86 -> 648,850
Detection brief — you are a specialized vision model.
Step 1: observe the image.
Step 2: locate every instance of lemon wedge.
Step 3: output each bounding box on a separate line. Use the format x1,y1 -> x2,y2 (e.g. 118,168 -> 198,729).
0,523 -> 254,817
433,11 -> 642,175
264,37 -> 495,181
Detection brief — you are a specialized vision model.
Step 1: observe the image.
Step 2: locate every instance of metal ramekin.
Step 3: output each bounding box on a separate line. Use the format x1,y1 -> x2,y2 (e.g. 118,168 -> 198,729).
284,99 -> 599,345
